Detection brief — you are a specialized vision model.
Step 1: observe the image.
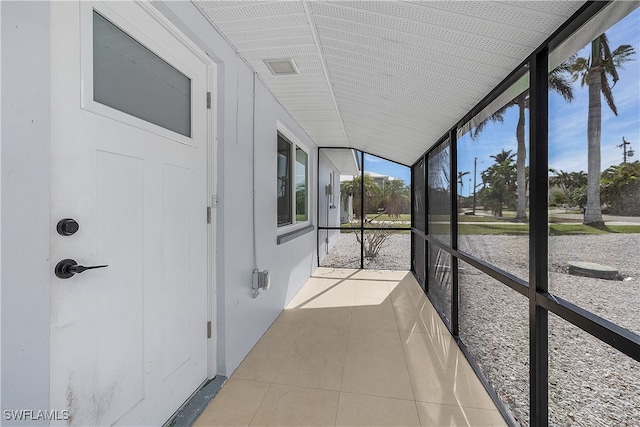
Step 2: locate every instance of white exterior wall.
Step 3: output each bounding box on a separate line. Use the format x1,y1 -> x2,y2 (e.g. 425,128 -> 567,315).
318,151 -> 342,264
0,0 -> 319,416
0,1 -> 51,421
154,2 -> 318,376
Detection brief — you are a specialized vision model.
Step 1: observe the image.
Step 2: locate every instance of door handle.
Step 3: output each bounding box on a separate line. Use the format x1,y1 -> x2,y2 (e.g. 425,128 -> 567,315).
55,259 -> 108,279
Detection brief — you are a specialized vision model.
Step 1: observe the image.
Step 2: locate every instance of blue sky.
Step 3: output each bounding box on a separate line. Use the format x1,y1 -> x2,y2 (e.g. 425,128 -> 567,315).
363,153 -> 411,184
457,7 -> 639,186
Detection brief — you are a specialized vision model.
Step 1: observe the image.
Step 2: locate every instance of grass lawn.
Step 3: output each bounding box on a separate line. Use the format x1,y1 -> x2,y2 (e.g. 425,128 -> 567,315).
339,223 -> 410,234
456,223 -> 640,236
366,213 -> 411,221
457,215 -> 512,223
458,223 -> 529,235
549,224 -> 640,235
340,213 -> 640,235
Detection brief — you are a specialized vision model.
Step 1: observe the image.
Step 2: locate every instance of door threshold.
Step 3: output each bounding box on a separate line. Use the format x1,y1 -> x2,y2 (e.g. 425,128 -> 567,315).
164,376 -> 228,427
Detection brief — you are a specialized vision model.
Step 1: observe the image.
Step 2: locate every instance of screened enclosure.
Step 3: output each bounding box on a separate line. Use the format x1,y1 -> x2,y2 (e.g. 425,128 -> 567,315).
318,148 -> 411,270
410,2 -> 640,426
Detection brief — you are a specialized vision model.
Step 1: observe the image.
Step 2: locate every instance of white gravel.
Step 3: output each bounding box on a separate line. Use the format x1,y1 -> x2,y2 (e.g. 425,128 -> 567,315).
321,232 -> 640,426
320,232 -> 410,270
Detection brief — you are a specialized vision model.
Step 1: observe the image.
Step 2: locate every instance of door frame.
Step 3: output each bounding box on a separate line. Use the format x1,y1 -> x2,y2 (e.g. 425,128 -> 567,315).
205,37 -> 219,381
129,0 -> 219,382
137,0 -> 218,379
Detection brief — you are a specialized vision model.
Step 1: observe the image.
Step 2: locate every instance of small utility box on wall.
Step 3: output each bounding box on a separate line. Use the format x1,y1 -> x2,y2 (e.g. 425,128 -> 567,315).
252,269 -> 270,298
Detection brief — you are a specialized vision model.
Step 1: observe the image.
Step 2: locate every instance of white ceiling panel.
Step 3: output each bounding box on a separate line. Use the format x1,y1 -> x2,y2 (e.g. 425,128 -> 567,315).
192,0 -> 585,166
207,14 -> 309,33
309,2 -> 533,58
233,37 -> 316,51
313,16 -> 521,68
317,27 -> 513,76
197,0 -> 304,20
341,1 -> 552,45
226,27 -> 312,42
321,43 -> 500,89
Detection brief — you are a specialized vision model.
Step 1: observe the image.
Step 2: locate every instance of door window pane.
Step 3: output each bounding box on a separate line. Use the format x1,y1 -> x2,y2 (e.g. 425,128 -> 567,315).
93,11 -> 191,137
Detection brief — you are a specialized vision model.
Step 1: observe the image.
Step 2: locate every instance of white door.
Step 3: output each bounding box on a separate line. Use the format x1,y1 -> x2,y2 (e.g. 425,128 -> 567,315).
50,2 -> 211,425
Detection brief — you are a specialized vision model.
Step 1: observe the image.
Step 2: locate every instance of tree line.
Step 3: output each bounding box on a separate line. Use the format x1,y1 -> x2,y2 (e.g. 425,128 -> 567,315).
340,174 -> 410,220
550,161 -> 640,216
476,153 -> 639,217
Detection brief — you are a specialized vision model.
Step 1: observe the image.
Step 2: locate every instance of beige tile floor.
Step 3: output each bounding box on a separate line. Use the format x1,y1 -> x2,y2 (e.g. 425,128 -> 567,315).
195,268 -> 507,427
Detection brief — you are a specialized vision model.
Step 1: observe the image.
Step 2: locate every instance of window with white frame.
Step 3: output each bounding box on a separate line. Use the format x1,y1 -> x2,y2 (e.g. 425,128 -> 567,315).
277,131 -> 308,227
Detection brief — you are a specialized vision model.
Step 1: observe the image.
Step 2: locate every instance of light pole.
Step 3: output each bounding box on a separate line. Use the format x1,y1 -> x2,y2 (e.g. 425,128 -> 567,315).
617,137 -> 634,163
457,171 -> 469,211
472,157 -> 483,215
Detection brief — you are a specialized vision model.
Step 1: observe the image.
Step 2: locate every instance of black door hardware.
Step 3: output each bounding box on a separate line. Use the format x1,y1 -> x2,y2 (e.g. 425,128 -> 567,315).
57,218 -> 79,236
55,259 -> 108,279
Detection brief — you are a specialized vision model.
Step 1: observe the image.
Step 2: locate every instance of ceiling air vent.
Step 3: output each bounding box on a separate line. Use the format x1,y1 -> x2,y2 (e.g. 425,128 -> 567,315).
264,58 -> 299,75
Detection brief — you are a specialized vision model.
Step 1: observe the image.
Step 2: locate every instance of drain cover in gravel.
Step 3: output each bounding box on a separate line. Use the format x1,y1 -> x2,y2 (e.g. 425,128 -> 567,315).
567,261 -> 619,280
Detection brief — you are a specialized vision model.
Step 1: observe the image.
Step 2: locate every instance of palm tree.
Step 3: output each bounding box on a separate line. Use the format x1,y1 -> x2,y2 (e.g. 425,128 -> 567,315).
481,150 -> 517,217
472,61 -> 575,222
490,149 -> 515,165
457,171 -> 470,191
381,179 -> 409,219
570,34 -> 635,225
340,173 -> 380,220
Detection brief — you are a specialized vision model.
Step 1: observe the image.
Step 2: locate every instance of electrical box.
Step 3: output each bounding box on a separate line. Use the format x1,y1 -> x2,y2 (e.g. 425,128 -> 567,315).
251,269 -> 270,298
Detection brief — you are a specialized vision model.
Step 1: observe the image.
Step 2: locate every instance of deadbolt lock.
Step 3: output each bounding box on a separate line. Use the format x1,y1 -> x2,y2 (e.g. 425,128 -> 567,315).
57,218 -> 79,236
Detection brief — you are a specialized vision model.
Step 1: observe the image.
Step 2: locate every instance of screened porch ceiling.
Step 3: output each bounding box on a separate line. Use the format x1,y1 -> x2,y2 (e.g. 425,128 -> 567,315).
192,1 -> 586,166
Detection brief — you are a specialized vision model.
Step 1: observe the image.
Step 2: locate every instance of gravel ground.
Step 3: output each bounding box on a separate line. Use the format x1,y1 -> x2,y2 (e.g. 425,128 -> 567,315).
321,232 -> 640,426
320,232 -> 411,270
